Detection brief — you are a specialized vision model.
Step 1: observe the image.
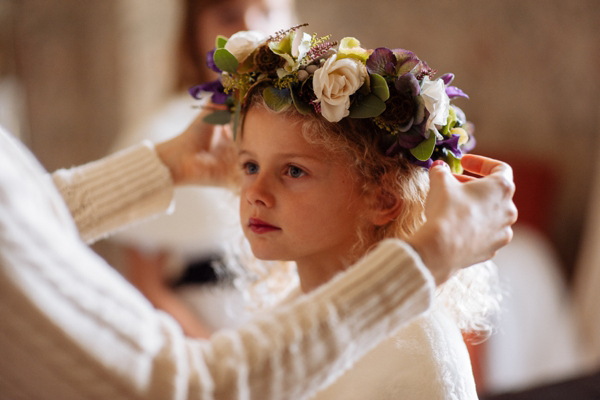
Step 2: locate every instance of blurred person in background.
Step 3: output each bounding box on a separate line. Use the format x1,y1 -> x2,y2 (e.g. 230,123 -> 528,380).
110,0 -> 295,338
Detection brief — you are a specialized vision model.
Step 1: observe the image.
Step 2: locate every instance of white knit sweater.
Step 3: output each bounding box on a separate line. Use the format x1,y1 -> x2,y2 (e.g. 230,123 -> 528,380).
0,127 -> 435,400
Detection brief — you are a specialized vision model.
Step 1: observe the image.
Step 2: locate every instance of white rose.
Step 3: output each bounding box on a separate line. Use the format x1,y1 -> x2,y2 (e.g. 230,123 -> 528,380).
312,54 -> 366,122
224,30 -> 267,62
421,76 -> 450,132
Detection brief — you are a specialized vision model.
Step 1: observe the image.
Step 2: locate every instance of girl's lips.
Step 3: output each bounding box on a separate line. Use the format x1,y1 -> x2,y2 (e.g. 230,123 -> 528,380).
248,217 -> 281,234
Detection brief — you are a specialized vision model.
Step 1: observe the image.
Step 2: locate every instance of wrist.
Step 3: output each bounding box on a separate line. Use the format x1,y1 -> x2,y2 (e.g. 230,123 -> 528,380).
155,139 -> 181,185
406,222 -> 452,286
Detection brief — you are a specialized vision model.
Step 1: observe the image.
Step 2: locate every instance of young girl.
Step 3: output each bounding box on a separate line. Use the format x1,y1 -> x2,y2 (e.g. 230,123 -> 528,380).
192,25 -> 499,398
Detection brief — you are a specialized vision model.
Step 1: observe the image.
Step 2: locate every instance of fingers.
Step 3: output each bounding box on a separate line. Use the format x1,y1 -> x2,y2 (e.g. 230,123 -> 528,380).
428,163 -> 458,199
189,113 -> 218,150
461,154 -> 514,181
453,174 -> 475,183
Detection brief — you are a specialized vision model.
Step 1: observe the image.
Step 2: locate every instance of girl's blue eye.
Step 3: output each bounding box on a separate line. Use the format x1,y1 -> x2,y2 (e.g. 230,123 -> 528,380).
244,162 -> 259,175
287,165 -> 306,178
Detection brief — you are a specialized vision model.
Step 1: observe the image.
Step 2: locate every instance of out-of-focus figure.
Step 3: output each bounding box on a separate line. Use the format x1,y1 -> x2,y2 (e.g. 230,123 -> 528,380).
110,0 -> 295,338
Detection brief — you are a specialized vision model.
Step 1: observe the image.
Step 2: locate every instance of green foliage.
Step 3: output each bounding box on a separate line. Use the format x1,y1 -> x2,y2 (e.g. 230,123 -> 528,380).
213,49 -> 239,74
291,88 -> 313,115
409,131 -> 436,161
216,35 -> 228,49
263,86 -> 293,112
446,152 -> 463,174
203,110 -> 231,125
348,94 -> 386,118
369,73 -> 390,101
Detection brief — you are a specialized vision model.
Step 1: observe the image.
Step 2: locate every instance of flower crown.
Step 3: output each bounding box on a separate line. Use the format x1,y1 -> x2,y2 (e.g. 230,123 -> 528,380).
189,24 -> 474,172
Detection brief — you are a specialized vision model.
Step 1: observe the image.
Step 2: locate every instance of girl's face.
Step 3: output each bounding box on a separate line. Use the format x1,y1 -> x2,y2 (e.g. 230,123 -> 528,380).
239,107 -> 373,268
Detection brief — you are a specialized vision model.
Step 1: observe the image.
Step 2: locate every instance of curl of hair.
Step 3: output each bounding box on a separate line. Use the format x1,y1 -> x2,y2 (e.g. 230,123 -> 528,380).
236,90 -> 501,335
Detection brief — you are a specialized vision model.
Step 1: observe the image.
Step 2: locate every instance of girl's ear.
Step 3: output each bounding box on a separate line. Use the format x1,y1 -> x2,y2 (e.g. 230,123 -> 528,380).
369,188 -> 403,226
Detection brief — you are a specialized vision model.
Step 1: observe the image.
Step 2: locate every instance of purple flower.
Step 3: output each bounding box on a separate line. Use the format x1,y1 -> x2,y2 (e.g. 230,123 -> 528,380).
395,73 -> 420,97
392,49 -> 420,76
438,134 -> 462,158
366,47 -> 396,75
446,86 -> 469,99
413,157 -> 433,169
206,49 -> 221,73
366,47 -> 421,77
188,79 -> 228,104
440,73 -> 454,85
385,108 -> 430,154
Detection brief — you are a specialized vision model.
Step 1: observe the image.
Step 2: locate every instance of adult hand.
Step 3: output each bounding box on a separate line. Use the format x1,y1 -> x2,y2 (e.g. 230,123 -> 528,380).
407,154 -> 518,285
154,107 -> 238,187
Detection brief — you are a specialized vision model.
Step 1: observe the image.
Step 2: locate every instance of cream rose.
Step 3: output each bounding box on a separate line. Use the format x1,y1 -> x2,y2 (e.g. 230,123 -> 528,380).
312,54 -> 366,122
224,30 -> 267,62
421,76 -> 450,132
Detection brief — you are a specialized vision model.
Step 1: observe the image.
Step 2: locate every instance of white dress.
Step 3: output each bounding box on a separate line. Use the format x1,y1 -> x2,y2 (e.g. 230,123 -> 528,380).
281,289 -> 478,400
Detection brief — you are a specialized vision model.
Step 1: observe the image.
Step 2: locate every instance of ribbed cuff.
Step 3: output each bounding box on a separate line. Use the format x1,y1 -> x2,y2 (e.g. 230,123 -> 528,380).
314,239 -> 434,338
52,141 -> 174,244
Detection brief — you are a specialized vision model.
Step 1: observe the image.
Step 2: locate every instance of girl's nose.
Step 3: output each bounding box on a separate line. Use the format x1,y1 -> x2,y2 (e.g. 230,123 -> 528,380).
245,174 -> 275,208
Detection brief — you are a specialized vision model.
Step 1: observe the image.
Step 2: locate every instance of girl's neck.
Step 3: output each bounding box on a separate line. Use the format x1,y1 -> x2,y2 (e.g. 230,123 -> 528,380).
295,244 -> 369,293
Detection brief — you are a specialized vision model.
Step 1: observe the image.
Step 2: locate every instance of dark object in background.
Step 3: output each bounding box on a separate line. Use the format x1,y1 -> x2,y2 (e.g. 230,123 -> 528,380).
480,370 -> 600,400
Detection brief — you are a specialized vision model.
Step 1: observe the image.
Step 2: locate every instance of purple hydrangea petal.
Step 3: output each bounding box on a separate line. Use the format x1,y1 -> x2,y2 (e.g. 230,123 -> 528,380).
367,47 -> 396,75
397,116 -> 414,133
396,128 -> 427,149
440,73 -> 454,85
395,73 -> 420,97
211,90 -> 229,104
414,107 -> 429,134
446,86 -> 469,99
206,49 -> 221,73
392,49 -> 416,64
412,157 -> 433,169
384,61 -> 397,75
188,79 -> 228,104
395,58 -> 420,76
438,134 -> 462,157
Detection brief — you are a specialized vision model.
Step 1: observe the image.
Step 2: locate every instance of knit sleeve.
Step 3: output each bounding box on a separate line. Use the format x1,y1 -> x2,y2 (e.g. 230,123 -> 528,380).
0,128 -> 434,399
51,141 -> 174,244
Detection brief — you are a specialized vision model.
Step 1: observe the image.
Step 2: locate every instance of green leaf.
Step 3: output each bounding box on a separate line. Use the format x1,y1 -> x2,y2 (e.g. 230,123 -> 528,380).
370,73 -> 390,101
348,94 -> 386,118
269,31 -> 295,57
445,152 -> 464,174
213,49 -> 239,74
216,36 -> 228,49
290,88 -> 312,115
263,86 -> 292,112
202,110 -> 231,125
409,131 -> 436,161
357,81 -> 370,95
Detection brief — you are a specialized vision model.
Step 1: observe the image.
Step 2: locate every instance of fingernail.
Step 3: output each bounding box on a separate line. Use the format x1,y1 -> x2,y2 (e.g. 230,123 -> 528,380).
432,160 -> 449,169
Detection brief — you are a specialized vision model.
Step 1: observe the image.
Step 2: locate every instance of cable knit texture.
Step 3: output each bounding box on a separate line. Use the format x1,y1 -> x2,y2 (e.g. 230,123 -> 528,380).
0,126 -> 434,399
52,140 -> 174,244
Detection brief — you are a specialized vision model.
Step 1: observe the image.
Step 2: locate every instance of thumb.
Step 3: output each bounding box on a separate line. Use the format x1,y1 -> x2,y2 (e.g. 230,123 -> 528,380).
429,160 -> 453,187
